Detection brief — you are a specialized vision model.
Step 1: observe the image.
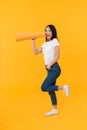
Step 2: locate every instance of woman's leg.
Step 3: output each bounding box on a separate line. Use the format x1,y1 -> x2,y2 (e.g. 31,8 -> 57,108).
49,91 -> 57,108
49,86 -> 67,108
48,80 -> 57,107
41,70 -> 68,93
41,70 -> 59,116
41,65 -> 70,116
41,70 -> 59,92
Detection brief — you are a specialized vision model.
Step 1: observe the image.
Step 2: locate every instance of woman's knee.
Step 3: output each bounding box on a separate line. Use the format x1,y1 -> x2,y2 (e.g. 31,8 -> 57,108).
41,84 -> 46,92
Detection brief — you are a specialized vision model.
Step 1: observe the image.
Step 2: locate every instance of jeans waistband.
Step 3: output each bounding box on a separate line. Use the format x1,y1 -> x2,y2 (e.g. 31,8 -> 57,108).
45,62 -> 58,68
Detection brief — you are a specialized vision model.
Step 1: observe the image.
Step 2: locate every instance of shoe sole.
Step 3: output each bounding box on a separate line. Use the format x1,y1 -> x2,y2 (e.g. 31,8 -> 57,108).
45,112 -> 58,116
66,85 -> 70,96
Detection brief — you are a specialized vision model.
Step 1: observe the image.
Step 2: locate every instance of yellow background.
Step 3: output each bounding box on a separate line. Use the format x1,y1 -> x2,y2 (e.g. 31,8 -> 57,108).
0,0 -> 87,130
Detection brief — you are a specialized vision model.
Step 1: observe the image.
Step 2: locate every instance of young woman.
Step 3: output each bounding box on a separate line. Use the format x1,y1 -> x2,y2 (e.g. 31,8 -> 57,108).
31,24 -> 70,116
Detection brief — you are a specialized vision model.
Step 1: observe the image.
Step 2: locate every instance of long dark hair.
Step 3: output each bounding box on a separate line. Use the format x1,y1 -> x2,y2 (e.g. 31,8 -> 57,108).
45,24 -> 59,41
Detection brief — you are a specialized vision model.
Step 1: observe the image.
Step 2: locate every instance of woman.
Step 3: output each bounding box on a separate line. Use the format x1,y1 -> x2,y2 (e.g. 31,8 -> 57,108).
31,24 -> 70,116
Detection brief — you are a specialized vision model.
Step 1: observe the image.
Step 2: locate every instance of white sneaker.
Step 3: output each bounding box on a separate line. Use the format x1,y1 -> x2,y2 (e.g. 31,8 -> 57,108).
63,84 -> 70,96
45,109 -> 58,116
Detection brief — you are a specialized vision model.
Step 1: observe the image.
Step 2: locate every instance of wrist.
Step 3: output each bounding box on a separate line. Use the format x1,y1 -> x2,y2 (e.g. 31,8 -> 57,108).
32,41 -> 35,44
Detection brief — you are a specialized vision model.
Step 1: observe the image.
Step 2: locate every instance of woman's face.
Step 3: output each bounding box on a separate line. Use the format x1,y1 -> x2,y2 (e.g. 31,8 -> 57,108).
45,26 -> 52,41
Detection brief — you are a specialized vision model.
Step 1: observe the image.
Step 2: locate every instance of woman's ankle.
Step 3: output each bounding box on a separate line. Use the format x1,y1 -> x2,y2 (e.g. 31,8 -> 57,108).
53,105 -> 57,109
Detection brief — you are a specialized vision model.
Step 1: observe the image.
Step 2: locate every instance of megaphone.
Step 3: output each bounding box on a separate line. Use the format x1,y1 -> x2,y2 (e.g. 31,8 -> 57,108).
16,32 -> 45,41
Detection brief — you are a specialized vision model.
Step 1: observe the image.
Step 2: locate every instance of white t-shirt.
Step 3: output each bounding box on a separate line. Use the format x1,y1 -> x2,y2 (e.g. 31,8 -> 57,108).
41,38 -> 60,65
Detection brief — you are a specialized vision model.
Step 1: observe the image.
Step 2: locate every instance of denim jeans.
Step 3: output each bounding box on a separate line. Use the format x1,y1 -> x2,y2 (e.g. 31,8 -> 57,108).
41,62 -> 61,105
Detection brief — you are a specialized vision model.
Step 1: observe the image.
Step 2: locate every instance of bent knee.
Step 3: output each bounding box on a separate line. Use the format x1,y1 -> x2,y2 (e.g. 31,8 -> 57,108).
41,85 -> 46,92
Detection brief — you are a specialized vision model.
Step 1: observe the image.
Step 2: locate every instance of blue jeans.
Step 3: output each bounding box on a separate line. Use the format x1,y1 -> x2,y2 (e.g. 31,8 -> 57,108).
41,62 -> 61,105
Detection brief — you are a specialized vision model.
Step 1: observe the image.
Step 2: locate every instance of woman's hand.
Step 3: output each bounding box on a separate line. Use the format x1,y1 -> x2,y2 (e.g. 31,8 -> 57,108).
32,39 -> 36,42
46,65 -> 51,70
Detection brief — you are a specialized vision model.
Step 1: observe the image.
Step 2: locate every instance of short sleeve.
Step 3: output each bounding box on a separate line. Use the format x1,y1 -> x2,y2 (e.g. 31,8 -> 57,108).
52,38 -> 60,48
41,43 -> 44,49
